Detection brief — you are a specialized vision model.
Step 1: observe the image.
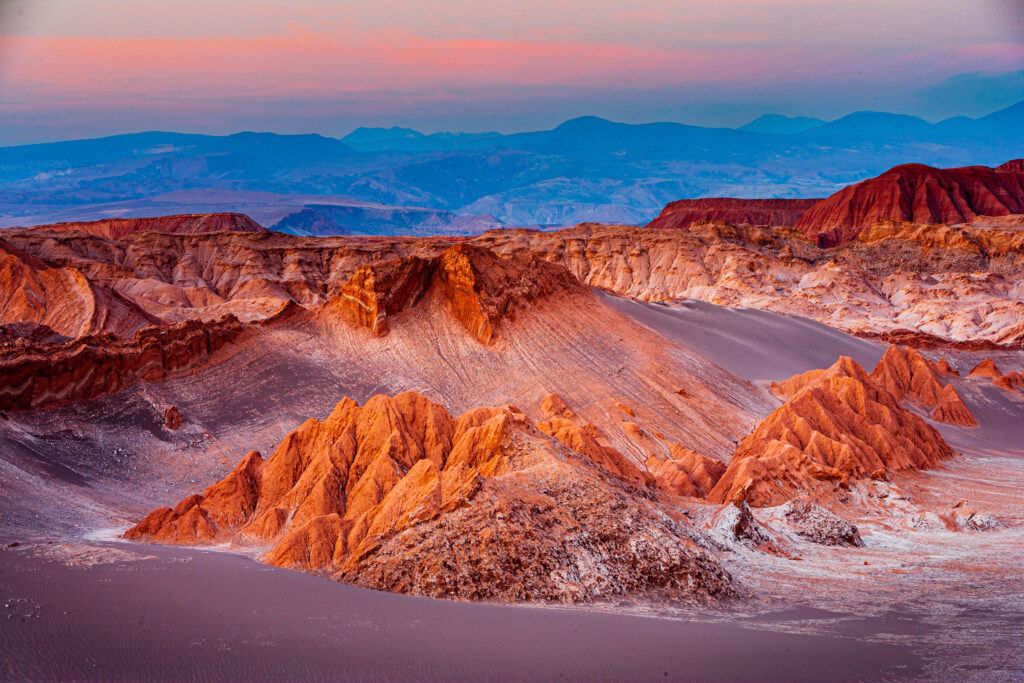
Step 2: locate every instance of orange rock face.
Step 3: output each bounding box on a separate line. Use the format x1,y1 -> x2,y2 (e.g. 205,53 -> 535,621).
431,244 -> 578,344
931,385 -> 978,427
322,257 -> 434,335
967,359 -> 1024,391
0,238 -> 154,338
24,213 -> 267,240
536,393 -> 654,489
647,444 -> 726,498
126,391 -> 732,602
646,198 -> 820,230
708,357 -> 954,506
869,345 -> 945,408
0,316 -> 245,410
318,244 -> 580,344
795,161 -> 1024,247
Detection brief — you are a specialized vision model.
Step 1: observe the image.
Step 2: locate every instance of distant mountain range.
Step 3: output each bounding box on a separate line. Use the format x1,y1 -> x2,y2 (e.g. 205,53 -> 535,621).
1,101 -> 1022,234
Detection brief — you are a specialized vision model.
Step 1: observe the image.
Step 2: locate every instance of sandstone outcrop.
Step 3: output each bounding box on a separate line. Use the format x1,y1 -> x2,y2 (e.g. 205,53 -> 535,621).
647,445 -> 726,498
930,384 -> 978,427
795,161 -> 1024,246
646,198 -> 819,230
25,213 -> 267,239
126,391 -> 732,603
708,357 -> 954,506
0,238 -> 155,338
6,210 -> 1024,348
319,245 -> 580,343
0,316 -> 245,410
534,393 -> 653,488
320,257 -> 434,335
967,359 -> 1024,391
474,221 -> 1024,348
869,345 -> 945,407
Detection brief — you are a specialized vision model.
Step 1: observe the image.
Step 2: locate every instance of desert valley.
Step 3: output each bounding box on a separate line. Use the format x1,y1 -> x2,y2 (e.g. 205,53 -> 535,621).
1,154 -> 1023,680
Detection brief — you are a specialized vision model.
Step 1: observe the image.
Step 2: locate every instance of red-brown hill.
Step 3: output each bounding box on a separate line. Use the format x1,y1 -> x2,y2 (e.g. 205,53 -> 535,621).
795,161 -> 1024,246
646,198 -> 820,230
23,213 -> 266,239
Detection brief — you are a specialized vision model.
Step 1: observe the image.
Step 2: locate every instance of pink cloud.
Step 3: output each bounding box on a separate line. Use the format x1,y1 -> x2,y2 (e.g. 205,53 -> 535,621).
0,25 -> 935,102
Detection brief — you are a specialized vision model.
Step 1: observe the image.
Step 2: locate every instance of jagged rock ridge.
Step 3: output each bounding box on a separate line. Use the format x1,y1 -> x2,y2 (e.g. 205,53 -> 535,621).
22,213 -> 267,239
0,316 -> 245,410
710,355 -> 955,506
126,391 -> 733,603
646,198 -> 820,230
795,160 -> 1024,246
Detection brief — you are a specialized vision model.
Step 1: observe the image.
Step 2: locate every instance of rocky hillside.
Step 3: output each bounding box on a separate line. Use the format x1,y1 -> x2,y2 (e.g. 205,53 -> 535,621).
22,213 -> 267,239
646,198 -> 819,229
126,391 -> 733,603
795,160 -> 1024,246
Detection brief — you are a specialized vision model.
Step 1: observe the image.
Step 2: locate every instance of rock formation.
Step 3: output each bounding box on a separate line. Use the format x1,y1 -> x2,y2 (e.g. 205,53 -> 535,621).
778,499 -> 864,547
25,213 -> 267,239
968,359 -> 1024,391
5,208 -> 1024,347
708,357 -> 954,506
646,445 -> 726,498
795,161 -> 1024,247
164,406 -> 184,430
646,198 -> 819,230
318,245 -> 580,343
0,237 -> 156,338
930,384 -> 978,427
320,256 -> 434,336
0,316 -> 245,410
869,345 -> 945,407
126,391 -> 733,603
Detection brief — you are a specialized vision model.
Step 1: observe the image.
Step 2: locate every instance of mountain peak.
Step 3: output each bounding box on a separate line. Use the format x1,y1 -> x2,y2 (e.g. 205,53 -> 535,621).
738,114 -> 826,134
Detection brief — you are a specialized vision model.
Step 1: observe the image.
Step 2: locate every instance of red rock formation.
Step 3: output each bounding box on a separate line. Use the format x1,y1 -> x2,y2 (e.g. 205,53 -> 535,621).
708,357 -> 955,506
432,244 -> 578,345
869,345 -> 945,407
0,316 -> 246,410
535,393 -> 653,489
795,161 -> 1024,246
318,245 -> 580,343
968,358 -> 1003,379
646,198 -> 820,230
0,238 -> 156,338
126,391 -> 732,602
26,213 -> 267,239
967,359 -> 1024,391
647,444 -> 726,497
931,385 -> 978,427
933,358 -> 959,377
321,257 -> 434,335
997,372 -> 1024,392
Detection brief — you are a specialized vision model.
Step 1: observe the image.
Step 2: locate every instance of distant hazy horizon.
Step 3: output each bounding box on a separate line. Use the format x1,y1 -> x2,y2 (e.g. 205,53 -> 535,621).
1,0 -> 1022,145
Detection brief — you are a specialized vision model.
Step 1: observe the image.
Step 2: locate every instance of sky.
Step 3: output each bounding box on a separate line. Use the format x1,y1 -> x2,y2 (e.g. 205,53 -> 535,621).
0,0 -> 1022,145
